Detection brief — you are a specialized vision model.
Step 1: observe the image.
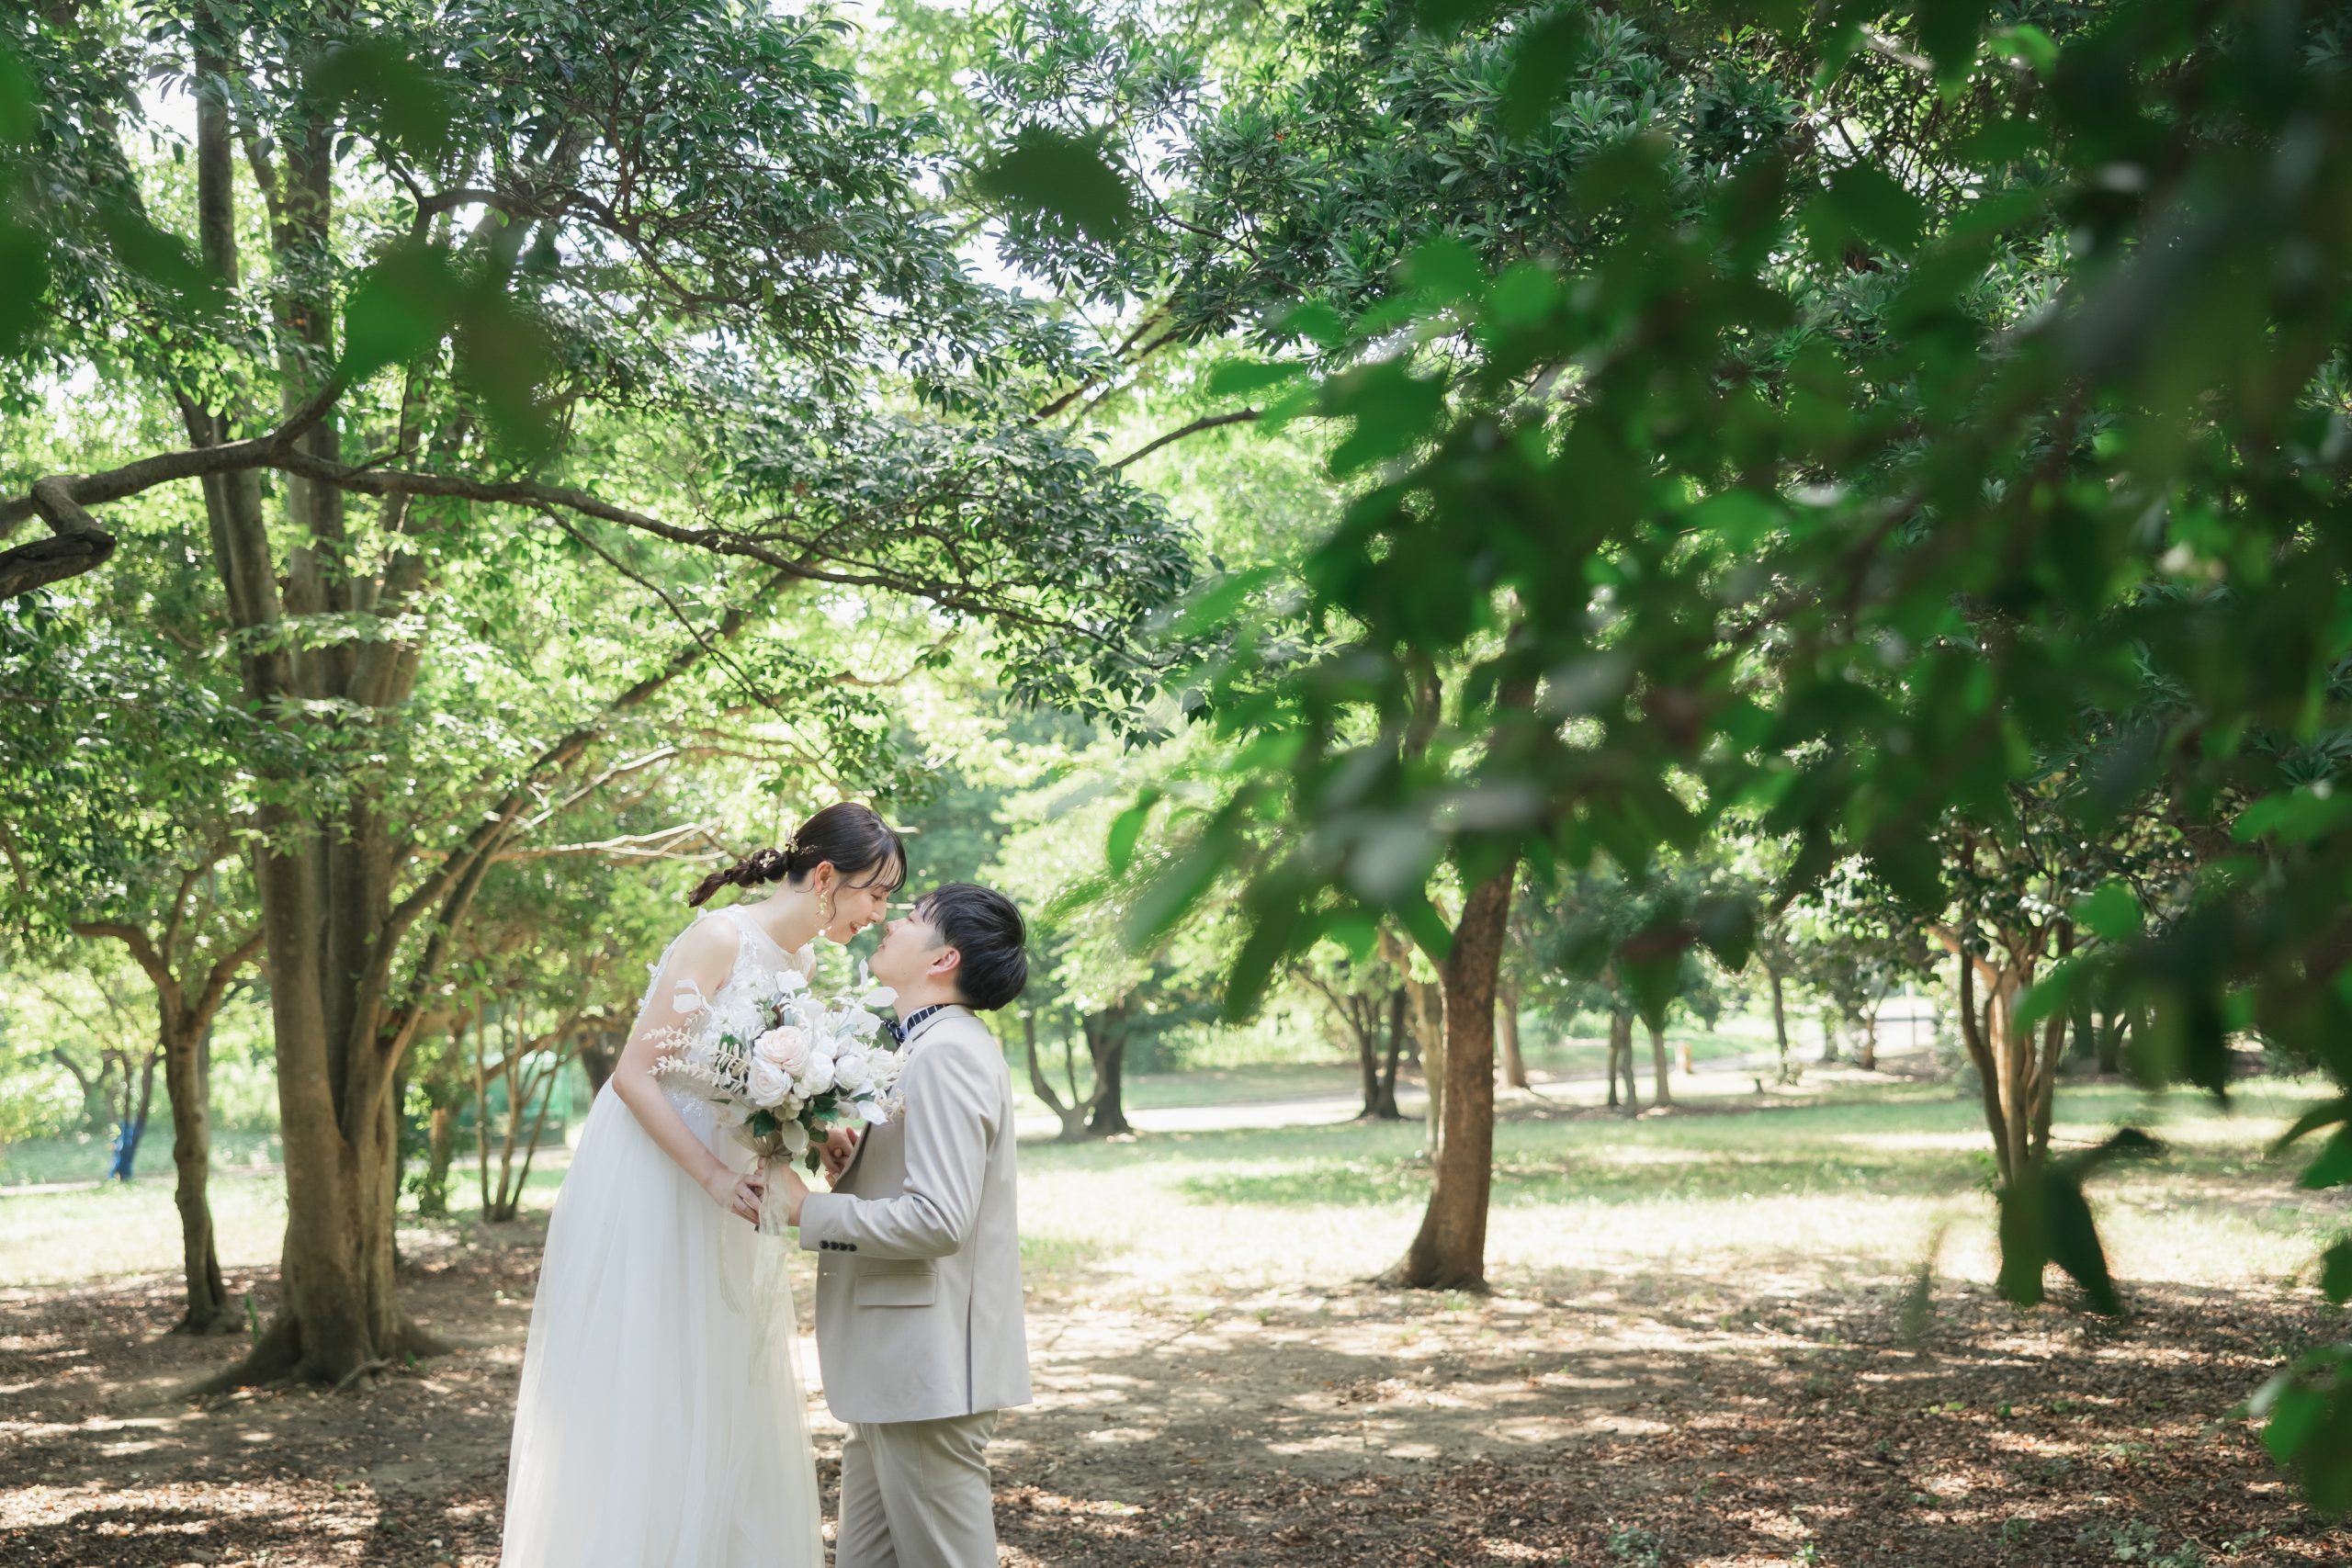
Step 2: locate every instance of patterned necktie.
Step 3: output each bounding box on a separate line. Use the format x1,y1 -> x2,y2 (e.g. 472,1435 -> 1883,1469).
886,1004 -> 948,1045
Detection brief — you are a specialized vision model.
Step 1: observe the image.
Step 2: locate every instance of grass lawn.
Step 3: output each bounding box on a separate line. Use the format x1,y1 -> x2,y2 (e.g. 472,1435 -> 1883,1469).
4,1069 -> 2336,1308
1008,1074 -> 2342,1309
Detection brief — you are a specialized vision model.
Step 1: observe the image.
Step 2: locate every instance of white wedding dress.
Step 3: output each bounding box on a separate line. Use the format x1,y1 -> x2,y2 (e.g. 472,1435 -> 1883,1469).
500,906 -> 824,1568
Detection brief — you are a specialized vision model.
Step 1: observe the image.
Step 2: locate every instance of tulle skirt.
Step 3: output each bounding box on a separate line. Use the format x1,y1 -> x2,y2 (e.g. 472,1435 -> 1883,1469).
500,1084 -> 823,1567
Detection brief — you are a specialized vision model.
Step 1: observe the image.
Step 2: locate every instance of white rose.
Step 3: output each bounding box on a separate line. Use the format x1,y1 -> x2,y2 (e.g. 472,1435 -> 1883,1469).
797,1055 -> 835,1097
831,1049 -> 873,1095
746,1058 -> 790,1108
753,1025 -> 810,1077
713,998 -> 763,1045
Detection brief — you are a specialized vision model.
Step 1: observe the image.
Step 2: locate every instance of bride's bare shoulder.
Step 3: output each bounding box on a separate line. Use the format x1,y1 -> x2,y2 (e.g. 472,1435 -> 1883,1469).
669,908 -> 745,967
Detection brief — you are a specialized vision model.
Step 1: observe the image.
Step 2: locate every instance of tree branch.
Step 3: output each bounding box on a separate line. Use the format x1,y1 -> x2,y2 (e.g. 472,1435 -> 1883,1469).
69,919 -> 175,1005
0,479 -> 118,602
192,929 -> 266,1037
491,822 -> 724,863
1111,409 -> 1261,470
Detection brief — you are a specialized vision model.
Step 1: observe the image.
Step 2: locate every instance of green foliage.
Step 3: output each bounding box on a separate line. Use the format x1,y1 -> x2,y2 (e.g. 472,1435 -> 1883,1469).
967,0 -> 2352,1501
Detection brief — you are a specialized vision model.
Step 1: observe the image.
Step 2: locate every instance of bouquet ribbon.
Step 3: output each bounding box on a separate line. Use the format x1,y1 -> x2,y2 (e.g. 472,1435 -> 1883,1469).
744,1154 -> 798,1380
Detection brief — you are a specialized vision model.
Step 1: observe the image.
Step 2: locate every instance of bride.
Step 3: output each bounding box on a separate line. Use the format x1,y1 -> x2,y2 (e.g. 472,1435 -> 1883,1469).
499,802 -> 907,1568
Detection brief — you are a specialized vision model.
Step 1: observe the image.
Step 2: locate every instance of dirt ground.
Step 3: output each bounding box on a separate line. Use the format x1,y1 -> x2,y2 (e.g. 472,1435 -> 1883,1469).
3,1216 -> 2347,1568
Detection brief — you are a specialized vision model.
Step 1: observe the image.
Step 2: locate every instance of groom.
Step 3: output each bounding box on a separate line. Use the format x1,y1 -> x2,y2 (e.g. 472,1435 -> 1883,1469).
781,882 -> 1032,1568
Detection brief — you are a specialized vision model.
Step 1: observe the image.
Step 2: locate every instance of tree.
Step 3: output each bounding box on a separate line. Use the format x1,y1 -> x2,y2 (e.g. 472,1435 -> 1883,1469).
1789,868 -> 1936,1074
1081,0 -> 2352,1498
1297,942 -> 1408,1120
3,2 -> 1192,1386
0,591 -> 262,1332
1017,1007 -> 1101,1143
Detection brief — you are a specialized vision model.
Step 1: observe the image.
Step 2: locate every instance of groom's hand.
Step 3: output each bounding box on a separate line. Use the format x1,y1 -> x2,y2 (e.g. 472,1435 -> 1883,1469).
703,1166 -> 764,1224
820,1126 -> 860,1180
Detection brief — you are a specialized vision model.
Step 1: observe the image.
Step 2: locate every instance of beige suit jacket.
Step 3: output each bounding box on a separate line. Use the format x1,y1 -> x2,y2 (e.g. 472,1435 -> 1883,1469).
797,1006 -> 1032,1425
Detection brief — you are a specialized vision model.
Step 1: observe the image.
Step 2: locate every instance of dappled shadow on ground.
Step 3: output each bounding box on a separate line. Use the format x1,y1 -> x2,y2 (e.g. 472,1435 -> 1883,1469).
3,1231 -> 2346,1565
998,1277 -> 2349,1565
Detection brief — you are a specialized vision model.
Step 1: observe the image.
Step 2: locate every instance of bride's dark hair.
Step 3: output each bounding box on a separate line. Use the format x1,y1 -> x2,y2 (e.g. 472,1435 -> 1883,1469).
686,801 -> 908,908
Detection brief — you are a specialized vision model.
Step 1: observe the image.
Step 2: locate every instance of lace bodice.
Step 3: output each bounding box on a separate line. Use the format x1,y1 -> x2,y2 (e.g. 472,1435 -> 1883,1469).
644,906 -> 817,1148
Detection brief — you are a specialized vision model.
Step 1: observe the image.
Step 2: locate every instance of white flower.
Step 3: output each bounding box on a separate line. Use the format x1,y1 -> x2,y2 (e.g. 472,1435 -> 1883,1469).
831,1049 -> 874,1095
861,982 -> 898,1010
753,1025 -> 810,1077
712,997 -> 763,1046
842,1006 -> 884,1040
797,1054 -> 835,1097
859,1100 -> 893,1124
777,968 -> 810,995
776,1119 -> 810,1156
668,977 -> 707,1016
746,1058 -> 790,1108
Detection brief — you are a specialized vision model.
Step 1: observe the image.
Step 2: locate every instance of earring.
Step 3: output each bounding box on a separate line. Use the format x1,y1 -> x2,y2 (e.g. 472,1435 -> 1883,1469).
818,892 -> 834,924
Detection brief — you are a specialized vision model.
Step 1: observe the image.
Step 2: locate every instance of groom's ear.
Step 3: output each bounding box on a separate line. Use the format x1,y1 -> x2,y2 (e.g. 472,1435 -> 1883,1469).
932,942 -> 964,981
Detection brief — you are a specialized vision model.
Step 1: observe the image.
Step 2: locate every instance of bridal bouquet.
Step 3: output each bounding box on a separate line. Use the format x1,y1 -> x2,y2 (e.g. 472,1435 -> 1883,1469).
656,961 -> 909,1171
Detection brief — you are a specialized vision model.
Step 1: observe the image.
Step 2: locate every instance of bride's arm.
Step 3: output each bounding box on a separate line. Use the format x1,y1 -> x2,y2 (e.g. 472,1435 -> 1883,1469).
608,919 -> 764,1222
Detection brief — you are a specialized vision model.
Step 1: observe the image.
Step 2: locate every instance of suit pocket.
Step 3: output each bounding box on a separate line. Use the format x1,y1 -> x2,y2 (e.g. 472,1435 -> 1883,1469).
853,1260 -> 936,1308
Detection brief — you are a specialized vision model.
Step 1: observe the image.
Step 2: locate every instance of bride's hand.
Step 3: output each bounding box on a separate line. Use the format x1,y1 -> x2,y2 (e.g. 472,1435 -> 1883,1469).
820,1125 -> 859,1180
703,1166 -> 763,1224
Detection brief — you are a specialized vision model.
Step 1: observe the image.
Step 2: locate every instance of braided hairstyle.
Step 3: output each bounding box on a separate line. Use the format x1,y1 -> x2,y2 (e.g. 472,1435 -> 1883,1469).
686,801 -> 907,908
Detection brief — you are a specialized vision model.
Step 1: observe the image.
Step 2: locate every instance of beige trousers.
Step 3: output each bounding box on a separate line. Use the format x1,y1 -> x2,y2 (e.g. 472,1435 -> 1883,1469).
835,1411 -> 999,1568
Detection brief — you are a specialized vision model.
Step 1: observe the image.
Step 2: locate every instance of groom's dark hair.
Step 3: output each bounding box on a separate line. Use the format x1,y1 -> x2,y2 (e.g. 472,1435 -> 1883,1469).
920,883 -> 1028,1012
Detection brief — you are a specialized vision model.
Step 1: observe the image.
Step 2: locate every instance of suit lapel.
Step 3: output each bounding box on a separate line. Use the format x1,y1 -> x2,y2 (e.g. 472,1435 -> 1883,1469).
838,1006 -> 973,1186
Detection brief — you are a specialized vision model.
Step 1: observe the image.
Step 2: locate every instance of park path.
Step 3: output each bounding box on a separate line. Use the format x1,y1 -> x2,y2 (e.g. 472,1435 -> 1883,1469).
1011,1039 -> 1923,1139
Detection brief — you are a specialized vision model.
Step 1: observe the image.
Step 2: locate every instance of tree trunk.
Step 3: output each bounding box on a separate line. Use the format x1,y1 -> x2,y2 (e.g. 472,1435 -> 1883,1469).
496,1048 -> 563,1222
1330,984 -> 1407,1122
1083,1007 -> 1133,1137
164,1020 -> 235,1332
577,1028 -> 620,1095
1857,1001 -> 1881,1073
421,1104 -> 458,1217
2098,1008 -> 2132,1076
111,1045 -> 162,1179
1382,860 -> 1518,1292
1954,948 -> 2012,1187
1412,976 -> 1446,1139
1497,980 -> 1530,1090
1951,936 -> 2048,1190
1768,964 -> 1793,1084
1646,1018 -> 1671,1108
1023,1010 -> 1091,1142
1351,994 -> 1384,1115
51,1045 -> 106,1133
1376,988 -> 1407,1119
475,1011 -> 494,1221
1989,953 -> 2036,1184
1611,1009 -> 1640,1114
181,38 -> 765,1388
